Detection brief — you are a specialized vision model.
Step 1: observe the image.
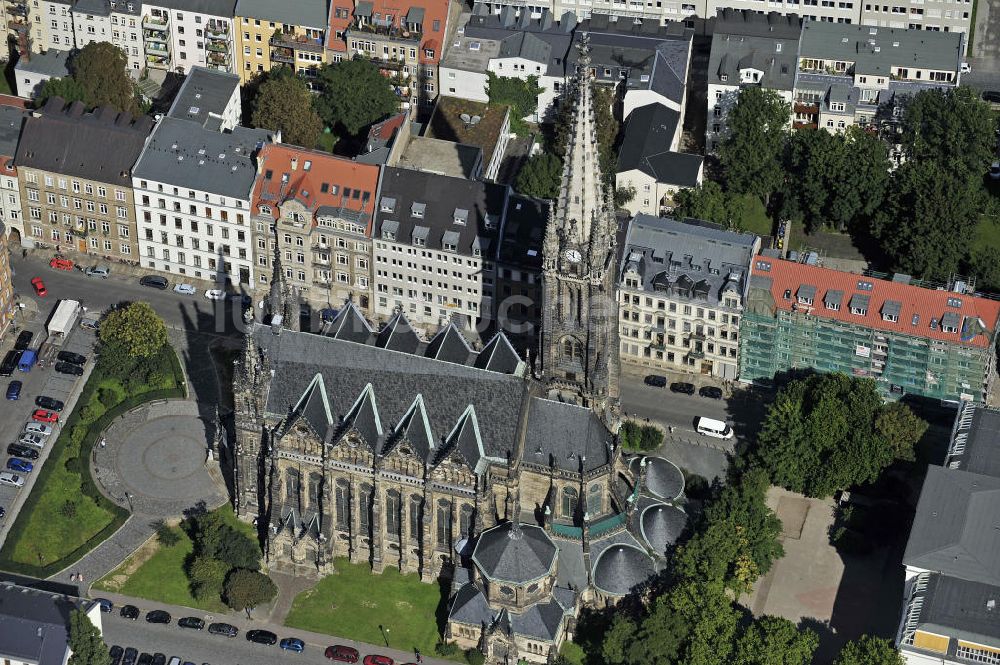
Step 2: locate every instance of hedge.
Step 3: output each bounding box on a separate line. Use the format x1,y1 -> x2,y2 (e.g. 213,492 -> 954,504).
0,347 -> 186,578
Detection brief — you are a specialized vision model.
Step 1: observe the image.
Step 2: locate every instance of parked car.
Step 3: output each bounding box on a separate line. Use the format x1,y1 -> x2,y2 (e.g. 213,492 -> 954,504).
32,409 -> 59,423
108,645 -> 124,665
207,622 -> 238,637
85,266 -> 110,279
7,444 -> 39,460
140,275 -> 169,290
669,382 -> 696,395
173,283 -> 197,295
363,656 -> 394,665
6,380 -> 22,400
246,630 -> 278,645
55,361 -> 84,376
49,257 -> 74,270
80,316 -> 100,331
137,653 -> 152,665
145,610 -> 172,624
204,289 -> 225,300
990,162 -> 1000,181
122,647 -> 138,665
325,646 -> 360,662
643,374 -> 667,388
0,471 -> 24,487
14,330 -> 34,351
35,395 -> 65,411
280,637 -> 305,653
30,277 -> 47,296
178,617 -> 205,630
0,350 -> 20,376
6,458 -> 33,473
95,598 -> 114,613
24,422 -> 53,436
151,653 -> 166,665
120,605 -> 140,620
56,351 -> 87,365
698,386 -> 723,399
18,433 -> 45,447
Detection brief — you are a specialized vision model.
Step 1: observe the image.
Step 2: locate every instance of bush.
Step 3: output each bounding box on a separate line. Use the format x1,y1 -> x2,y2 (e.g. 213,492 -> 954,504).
435,642 -> 459,657
465,649 -> 485,665
619,421 -> 663,452
64,456 -> 79,473
60,500 -> 78,519
188,555 -> 230,602
155,522 -> 181,547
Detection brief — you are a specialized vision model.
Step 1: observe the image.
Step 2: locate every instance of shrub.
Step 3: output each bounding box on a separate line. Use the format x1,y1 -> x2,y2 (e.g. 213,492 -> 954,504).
435,642 -> 459,657
60,500 -> 78,519
465,649 -> 486,665
619,421 -> 663,452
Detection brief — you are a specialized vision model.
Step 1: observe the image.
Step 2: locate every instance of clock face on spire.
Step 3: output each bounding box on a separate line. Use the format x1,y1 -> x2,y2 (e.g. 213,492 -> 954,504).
564,248 -> 582,264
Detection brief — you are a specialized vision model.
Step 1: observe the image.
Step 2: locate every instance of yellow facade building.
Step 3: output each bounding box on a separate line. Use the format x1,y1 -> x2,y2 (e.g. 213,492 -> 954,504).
233,0 -> 329,84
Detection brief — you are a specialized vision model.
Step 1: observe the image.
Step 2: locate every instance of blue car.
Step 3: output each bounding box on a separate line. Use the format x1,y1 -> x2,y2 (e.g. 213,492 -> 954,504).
6,458 -> 33,473
279,637 -> 305,653
5,380 -> 21,400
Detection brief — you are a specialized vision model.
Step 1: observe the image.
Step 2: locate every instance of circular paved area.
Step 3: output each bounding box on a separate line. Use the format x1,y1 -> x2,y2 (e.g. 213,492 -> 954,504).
92,401 -> 227,517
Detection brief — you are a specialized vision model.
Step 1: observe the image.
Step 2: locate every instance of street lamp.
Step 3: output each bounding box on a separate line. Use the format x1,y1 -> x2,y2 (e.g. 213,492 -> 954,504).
378,624 -> 390,648
124,492 -> 133,513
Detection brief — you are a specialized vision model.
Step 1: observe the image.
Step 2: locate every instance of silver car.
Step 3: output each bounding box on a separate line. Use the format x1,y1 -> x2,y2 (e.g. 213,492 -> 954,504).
0,471 -> 24,487
24,422 -> 52,436
173,283 -> 197,295
85,266 -> 110,278
18,433 -> 45,447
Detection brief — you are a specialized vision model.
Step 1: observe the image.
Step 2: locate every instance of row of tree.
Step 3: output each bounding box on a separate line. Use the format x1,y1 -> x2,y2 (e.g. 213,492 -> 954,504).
717,86 -> 999,285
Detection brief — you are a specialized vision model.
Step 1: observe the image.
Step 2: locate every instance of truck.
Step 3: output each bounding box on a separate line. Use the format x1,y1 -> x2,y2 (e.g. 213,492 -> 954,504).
47,299 -> 82,342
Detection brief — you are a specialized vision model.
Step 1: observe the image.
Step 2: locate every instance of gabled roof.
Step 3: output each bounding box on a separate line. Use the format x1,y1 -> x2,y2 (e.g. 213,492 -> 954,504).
616,103 -> 703,188
289,373 -> 335,439
509,599 -> 568,641
426,323 -> 475,365
376,311 -> 423,354
522,399 -> 612,473
475,331 -> 524,374
341,383 -> 384,450
325,301 -> 374,344
392,394 -> 436,461
448,582 -> 493,626
436,404 -> 492,472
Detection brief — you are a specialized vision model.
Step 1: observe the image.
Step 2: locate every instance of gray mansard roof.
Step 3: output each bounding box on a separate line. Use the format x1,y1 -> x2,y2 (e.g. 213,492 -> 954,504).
619,214 -> 759,307
234,0 -> 326,27
709,9 -> 801,91
472,521 -> 557,584
0,582 -> 96,665
0,104 -> 27,159
911,573 -> 1000,649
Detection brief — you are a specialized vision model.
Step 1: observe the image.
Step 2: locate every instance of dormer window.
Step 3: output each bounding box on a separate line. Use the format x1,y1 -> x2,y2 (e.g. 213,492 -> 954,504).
411,202 -> 425,218
258,205 -> 271,214
381,197 -> 396,214
383,229 -> 396,240
941,312 -> 960,334
830,102 -> 846,112
443,242 -> 457,251
849,293 -> 870,316
453,208 -> 468,225
720,74 -> 728,82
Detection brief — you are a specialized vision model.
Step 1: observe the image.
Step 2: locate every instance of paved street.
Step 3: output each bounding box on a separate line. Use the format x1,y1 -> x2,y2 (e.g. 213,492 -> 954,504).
97,591 -> 447,665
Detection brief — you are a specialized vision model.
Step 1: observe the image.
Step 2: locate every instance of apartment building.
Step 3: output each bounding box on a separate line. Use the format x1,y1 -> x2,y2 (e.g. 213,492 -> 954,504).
898,403 -> 1000,665
234,0 -> 327,83
71,0 -> 145,76
142,0 -> 237,73
165,65 -> 241,131
9,0 -> 32,59
15,98 -> 152,261
860,0 -> 973,40
0,582 -> 104,665
372,166 -> 507,335
618,215 -> 758,380
740,257 -> 1000,402
250,144 -> 380,312
39,0 -> 74,49
493,192 -> 546,350
0,102 -> 28,243
345,0 -> 455,111
792,21 -> 963,131
706,9 -> 800,152
0,221 -> 13,342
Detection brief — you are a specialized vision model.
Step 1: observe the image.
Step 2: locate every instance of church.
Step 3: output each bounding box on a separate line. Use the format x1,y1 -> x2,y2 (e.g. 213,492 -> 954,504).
230,44 -> 688,664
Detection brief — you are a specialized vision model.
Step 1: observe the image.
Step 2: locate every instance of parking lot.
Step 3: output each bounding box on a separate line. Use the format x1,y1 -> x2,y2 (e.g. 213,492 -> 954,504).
0,298 -> 95,546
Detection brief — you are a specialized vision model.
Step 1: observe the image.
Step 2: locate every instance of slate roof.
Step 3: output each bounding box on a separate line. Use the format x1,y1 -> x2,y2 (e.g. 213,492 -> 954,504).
509,598 -> 568,640
708,9 -> 801,90
0,582 -> 95,665
904,464 -> 1000,585
592,544 -> 655,596
166,66 -> 239,130
15,99 -> 153,186
461,6 -> 573,77
629,456 -> 685,500
619,214 -> 758,308
144,0 -> 235,15
496,193 -> 547,271
638,503 -> 687,555
132,117 -> 273,199
0,104 -> 27,159
375,311 -> 423,354
325,301 -> 375,344
474,332 -> 523,374
523,400 -> 612,474
14,48 -> 70,78
426,323 -> 475,365
913,573 -> 1000,647
472,522 -> 557,584
617,103 -> 703,188
946,405 -> 1000,477
234,0 -> 327,27
799,21 -> 963,77
448,582 -> 494,625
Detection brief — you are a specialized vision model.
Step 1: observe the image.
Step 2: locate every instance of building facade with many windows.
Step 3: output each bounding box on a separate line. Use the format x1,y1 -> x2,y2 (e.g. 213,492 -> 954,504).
740,257 -> 1000,402
233,0 -> 327,83
0,221 -> 13,343
618,215 -> 759,380
250,144 -> 380,312
0,101 -> 28,244
141,0 -> 237,73
71,0 -> 145,76
14,98 -> 152,261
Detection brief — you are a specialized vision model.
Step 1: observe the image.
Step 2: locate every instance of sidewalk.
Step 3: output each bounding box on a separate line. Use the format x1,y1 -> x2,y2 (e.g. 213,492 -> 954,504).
620,361 -> 737,397
93,589 -> 454,665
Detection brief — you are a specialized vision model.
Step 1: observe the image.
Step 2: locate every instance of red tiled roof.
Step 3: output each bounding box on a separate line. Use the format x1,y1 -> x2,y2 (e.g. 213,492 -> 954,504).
367,112 -> 405,141
353,0 -> 450,65
326,0 -> 351,51
251,145 -> 380,236
0,156 -> 17,172
0,95 -> 30,110
753,258 -> 1000,349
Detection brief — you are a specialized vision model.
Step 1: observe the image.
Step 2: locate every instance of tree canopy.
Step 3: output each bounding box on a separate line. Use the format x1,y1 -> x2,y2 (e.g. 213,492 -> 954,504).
718,87 -> 789,203
68,609 -> 111,665
314,58 -> 399,137
486,72 -> 543,131
515,152 -> 562,199
734,615 -> 819,665
673,180 -> 771,234
192,509 -> 261,570
833,635 -> 905,665
224,568 -> 278,615
36,77 -> 86,107
751,373 -> 926,497
99,302 -> 168,359
250,73 -> 323,149
69,42 -> 141,116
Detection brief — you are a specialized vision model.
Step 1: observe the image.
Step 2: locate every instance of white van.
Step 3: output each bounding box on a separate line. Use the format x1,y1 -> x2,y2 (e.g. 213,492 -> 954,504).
695,417 -> 734,440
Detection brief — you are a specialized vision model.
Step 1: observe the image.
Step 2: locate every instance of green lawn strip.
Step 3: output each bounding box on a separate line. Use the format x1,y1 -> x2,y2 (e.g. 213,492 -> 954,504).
285,558 -> 452,659
0,345 -> 185,576
973,214 -> 1000,254
94,526 -> 227,613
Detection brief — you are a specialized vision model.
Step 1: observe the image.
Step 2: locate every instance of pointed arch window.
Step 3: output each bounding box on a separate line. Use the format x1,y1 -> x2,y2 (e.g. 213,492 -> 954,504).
285,468 -> 300,505
386,489 -> 401,541
335,479 -> 350,530
562,487 -> 578,518
409,494 -> 423,543
436,499 -> 452,548
359,483 -> 373,533
588,483 -> 603,516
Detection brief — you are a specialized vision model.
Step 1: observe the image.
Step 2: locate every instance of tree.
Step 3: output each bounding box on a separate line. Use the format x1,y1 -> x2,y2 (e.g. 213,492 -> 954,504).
155,520 -> 181,547
192,510 -> 261,570
673,180 -> 771,233
734,615 -> 819,665
752,374 -> 925,497
70,42 -> 140,116
250,74 -> 323,148
98,302 -> 168,358
223,568 -> 278,616
668,582 -> 741,665
833,635 -> 904,665
188,555 -> 231,601
36,77 -> 86,106
68,609 -> 111,665
967,244 -> 1000,292
718,87 -> 789,203
515,153 -> 562,199
486,72 -> 544,130
315,58 -> 398,137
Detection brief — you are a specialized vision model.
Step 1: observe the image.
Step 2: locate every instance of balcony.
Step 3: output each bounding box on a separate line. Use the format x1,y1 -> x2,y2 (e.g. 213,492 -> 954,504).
145,41 -> 168,54
205,23 -> 228,39
793,101 -> 819,114
206,40 -> 229,53
146,54 -> 170,69
269,31 -> 325,54
207,50 -> 230,66
793,121 -> 818,130
143,14 -> 168,28
270,47 -> 294,64
351,21 -> 421,42
6,2 -> 26,17
144,29 -> 168,43
686,350 -> 705,360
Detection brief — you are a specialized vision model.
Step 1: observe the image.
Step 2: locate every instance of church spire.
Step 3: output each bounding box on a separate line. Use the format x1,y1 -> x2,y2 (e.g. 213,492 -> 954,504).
554,34 -> 606,251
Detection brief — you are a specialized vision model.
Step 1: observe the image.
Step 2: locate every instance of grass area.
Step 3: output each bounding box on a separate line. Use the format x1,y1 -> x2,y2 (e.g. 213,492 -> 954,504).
0,344 -> 185,575
285,558 -> 449,658
973,214 -> 1000,255
94,505 -> 250,612
736,194 -> 774,237
315,131 -> 337,153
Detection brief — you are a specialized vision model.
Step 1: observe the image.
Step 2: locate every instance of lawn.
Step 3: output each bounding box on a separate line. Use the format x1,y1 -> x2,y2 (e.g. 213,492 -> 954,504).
285,558 -> 449,658
0,344 -> 185,575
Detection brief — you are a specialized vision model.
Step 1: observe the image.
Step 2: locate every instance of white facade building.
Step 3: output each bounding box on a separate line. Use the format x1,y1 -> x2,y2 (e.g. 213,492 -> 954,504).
141,0 -> 236,74
71,0 -> 144,76
39,0 -> 74,49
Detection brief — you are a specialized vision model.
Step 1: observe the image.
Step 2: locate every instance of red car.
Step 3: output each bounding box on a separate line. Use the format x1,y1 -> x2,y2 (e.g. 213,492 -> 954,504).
325,646 -> 359,663
30,277 -> 47,296
49,257 -> 74,270
363,656 -> 393,665
32,409 -> 59,423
